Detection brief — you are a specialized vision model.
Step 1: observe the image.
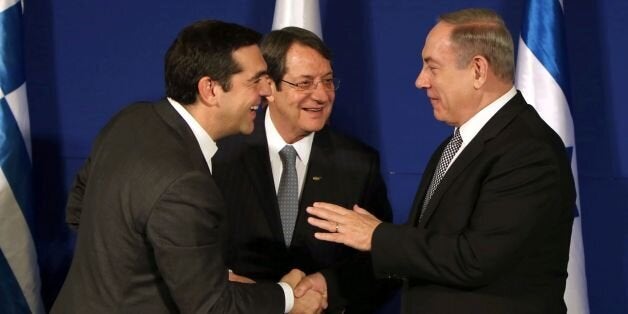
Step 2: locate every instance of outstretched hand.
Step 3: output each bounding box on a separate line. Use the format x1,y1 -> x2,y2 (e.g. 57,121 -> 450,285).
307,202 -> 381,251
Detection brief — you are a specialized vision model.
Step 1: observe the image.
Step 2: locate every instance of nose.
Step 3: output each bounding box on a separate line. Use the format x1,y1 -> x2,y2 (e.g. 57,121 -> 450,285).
310,81 -> 331,103
259,77 -> 272,97
415,68 -> 429,90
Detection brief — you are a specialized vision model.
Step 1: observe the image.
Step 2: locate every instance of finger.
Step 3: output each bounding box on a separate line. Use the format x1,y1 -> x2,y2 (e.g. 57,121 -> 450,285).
353,204 -> 370,215
313,231 -> 344,244
353,205 -> 380,222
312,202 -> 352,215
307,206 -> 347,224
307,217 -> 337,232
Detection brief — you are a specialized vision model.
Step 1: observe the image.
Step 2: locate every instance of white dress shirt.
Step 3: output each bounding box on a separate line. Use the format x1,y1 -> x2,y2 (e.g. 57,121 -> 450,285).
265,109 -> 315,197
447,86 -> 517,171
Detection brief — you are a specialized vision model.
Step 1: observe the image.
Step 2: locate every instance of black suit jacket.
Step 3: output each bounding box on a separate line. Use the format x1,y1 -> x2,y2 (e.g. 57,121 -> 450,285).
52,100 -> 284,314
372,92 -> 575,314
213,113 -> 394,312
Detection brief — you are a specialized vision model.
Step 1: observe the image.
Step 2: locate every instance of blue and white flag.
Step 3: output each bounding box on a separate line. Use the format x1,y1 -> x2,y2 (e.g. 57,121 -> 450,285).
0,0 -> 44,313
272,0 -> 322,38
515,0 -> 589,313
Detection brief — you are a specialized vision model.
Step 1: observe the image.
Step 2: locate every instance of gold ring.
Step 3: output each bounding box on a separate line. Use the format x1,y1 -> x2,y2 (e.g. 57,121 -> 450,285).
335,223 -> 339,233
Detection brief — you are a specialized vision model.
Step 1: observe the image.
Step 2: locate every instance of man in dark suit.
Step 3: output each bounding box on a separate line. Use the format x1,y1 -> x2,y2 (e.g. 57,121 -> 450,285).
51,20 -> 324,313
305,8 -> 575,314
212,27 -> 394,312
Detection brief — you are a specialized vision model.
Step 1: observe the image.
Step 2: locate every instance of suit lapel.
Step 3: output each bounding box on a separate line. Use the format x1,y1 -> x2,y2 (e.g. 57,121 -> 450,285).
418,92 -> 529,226
293,128 -> 334,244
153,99 -> 208,173
407,140 -> 446,225
243,117 -> 286,242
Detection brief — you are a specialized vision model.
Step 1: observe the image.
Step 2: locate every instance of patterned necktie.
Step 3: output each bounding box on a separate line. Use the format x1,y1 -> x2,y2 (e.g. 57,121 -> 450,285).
277,145 -> 299,246
419,128 -> 463,220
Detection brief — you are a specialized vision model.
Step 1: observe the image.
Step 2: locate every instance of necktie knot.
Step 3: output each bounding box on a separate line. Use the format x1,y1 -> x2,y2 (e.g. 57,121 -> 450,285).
450,128 -> 463,151
279,145 -> 297,165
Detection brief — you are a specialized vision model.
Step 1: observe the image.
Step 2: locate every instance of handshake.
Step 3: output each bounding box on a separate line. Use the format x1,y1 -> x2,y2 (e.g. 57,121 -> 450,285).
230,269 -> 329,314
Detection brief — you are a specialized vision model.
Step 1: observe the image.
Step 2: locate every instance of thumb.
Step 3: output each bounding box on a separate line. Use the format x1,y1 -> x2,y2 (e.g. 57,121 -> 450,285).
293,279 -> 311,298
353,204 -> 369,214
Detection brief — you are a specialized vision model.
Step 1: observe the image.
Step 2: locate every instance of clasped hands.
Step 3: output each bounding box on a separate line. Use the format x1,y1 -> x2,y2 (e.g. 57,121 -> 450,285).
229,269 -> 327,313
228,202 -> 380,313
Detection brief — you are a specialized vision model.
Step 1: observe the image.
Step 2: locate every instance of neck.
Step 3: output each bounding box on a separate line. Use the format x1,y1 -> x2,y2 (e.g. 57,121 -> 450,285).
184,101 -> 222,140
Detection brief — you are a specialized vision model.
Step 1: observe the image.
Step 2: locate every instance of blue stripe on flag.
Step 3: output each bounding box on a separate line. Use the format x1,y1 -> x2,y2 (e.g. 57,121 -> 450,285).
0,2 -> 25,95
0,249 -> 31,313
0,97 -> 33,226
520,0 -> 570,98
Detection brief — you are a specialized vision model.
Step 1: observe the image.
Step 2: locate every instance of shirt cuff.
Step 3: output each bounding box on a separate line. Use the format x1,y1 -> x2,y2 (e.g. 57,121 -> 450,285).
277,282 -> 294,313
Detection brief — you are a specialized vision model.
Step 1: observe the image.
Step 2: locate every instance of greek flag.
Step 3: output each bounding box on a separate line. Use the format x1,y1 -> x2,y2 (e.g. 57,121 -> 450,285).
515,0 -> 589,313
0,0 -> 44,313
272,0 -> 322,38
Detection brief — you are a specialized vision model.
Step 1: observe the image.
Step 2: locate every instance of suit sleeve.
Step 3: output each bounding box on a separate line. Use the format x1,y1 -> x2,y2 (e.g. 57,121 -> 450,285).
371,139 -> 573,288
146,171 -> 285,314
66,157 -> 92,231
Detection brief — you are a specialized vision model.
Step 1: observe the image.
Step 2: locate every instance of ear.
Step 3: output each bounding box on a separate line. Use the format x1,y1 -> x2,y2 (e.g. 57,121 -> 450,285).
471,55 -> 489,89
197,76 -> 219,106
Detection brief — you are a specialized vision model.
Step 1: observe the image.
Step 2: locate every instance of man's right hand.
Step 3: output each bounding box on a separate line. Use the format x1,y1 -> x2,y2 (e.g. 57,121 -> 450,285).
291,289 -> 325,314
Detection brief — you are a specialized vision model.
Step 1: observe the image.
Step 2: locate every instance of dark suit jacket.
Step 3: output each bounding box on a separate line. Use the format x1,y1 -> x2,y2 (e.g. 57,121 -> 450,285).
213,113 -> 395,312
371,92 -> 575,314
52,100 -> 284,314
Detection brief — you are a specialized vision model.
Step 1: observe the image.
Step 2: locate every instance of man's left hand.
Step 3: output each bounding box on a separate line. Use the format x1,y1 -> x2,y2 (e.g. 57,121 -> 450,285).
306,203 -> 381,251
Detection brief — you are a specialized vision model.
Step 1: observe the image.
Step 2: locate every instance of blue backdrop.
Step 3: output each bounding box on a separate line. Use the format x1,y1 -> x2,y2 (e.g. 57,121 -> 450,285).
22,0 -> 628,313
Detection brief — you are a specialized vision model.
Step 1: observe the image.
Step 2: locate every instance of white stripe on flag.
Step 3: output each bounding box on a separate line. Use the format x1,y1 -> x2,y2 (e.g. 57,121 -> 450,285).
272,0 -> 322,38
0,0 -> 21,12
6,83 -> 32,158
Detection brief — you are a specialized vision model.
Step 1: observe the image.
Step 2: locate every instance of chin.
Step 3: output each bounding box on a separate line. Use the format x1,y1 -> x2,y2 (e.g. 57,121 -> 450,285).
241,125 -> 255,135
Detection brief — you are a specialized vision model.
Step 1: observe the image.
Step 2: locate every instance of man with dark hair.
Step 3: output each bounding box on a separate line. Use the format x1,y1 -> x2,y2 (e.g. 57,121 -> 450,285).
213,26 -> 394,313
51,20 -> 323,313
307,8 -> 575,314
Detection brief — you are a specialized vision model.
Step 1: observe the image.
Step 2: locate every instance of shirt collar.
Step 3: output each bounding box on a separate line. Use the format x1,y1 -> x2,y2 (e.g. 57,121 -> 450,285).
265,109 -> 314,164
458,86 -> 517,145
168,97 -> 218,172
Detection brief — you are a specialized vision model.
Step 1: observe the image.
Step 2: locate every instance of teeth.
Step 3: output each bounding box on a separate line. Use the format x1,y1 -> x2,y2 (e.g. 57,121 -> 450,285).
250,105 -> 259,111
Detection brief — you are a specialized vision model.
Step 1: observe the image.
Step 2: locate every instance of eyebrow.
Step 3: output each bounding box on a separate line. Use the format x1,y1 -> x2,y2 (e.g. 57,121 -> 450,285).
249,70 -> 268,82
292,71 -> 334,79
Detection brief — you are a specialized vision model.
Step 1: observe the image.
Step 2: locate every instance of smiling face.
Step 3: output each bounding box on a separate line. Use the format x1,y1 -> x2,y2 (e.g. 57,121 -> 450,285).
415,22 -> 477,127
267,43 -> 335,144
216,44 -> 270,136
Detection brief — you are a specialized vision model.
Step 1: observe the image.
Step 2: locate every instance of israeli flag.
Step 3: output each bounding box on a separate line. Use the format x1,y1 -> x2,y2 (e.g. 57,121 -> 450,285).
515,0 -> 589,313
0,0 -> 44,313
272,0 -> 322,38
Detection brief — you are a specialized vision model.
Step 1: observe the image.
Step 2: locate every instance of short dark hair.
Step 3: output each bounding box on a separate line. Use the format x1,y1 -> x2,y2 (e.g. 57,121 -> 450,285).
260,27 -> 332,91
439,8 -> 514,82
165,20 -> 262,104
